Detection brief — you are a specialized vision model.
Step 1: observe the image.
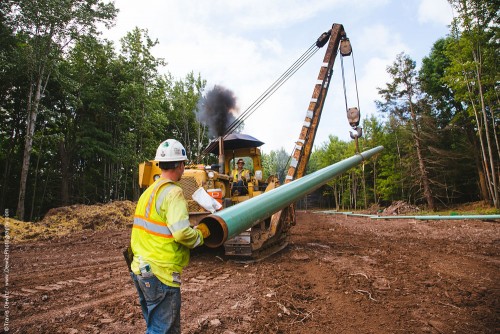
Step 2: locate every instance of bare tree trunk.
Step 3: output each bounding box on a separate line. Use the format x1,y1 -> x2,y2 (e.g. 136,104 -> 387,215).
466,124 -> 489,201
1,131 -> 16,213
394,130 -> 405,199
475,63 -> 499,207
362,163 -> 367,208
476,158 -> 488,201
373,159 -> 378,204
1,157 -> 12,213
408,100 -> 435,211
29,88 -> 49,221
333,183 -> 339,211
488,102 -> 499,161
195,121 -> 206,164
341,181 -> 344,211
466,73 -> 496,205
17,78 -> 40,220
353,172 -> 358,210
37,168 -> 51,220
16,21 -> 55,220
103,161 -> 108,201
59,141 -> 70,205
123,163 -> 127,200
133,164 -> 139,200
29,148 -> 42,221
115,163 -> 119,201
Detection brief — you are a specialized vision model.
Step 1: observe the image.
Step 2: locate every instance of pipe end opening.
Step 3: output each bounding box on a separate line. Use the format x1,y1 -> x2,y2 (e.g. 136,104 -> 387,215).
200,215 -> 227,248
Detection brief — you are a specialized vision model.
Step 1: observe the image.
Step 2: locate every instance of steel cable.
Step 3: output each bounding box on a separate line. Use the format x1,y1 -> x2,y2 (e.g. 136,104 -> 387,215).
223,42 -> 319,137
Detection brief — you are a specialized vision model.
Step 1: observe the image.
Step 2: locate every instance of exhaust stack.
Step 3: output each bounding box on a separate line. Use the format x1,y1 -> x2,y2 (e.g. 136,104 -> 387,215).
218,136 -> 225,174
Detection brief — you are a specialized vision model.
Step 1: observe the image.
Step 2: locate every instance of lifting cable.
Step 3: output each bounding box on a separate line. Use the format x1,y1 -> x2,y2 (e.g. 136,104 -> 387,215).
223,42 -> 320,137
340,49 -> 362,153
340,50 -> 361,118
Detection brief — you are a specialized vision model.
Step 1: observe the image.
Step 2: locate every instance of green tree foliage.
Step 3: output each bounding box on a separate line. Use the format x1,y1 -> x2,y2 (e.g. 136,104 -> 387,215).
314,136 -> 349,210
361,115 -> 385,205
443,0 -> 499,207
167,72 -> 207,163
261,148 -> 290,184
1,0 -> 497,219
0,16 -> 28,215
5,0 -> 118,219
375,115 -> 413,203
377,53 -> 436,210
420,37 -> 483,203
0,16 -> 209,219
311,135 -> 377,210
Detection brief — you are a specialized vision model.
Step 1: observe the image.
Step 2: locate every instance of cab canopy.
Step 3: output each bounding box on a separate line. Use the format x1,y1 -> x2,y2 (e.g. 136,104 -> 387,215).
203,133 -> 264,155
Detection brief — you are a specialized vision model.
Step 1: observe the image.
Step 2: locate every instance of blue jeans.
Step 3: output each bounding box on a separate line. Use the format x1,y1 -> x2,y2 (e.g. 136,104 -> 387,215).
130,272 -> 181,334
232,180 -> 248,195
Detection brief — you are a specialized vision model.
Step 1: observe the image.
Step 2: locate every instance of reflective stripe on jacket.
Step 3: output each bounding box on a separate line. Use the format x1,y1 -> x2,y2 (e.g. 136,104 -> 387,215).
231,169 -> 249,182
130,178 -> 203,287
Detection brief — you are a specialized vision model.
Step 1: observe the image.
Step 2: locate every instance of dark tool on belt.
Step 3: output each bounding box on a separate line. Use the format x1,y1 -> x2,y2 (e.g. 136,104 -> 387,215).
122,246 -> 133,273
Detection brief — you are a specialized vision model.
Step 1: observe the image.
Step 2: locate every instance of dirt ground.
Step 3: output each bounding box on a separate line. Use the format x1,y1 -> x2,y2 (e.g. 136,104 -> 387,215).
1,209 -> 499,333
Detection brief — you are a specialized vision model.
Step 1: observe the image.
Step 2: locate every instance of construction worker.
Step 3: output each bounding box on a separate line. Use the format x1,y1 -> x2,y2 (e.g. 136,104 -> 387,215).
129,139 -> 210,334
231,158 -> 250,195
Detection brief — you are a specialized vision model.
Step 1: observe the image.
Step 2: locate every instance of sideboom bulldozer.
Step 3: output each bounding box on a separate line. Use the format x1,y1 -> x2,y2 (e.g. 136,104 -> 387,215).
138,23 -> 368,261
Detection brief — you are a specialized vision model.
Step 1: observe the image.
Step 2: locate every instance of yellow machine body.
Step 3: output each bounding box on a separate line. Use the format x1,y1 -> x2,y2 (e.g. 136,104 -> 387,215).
138,145 -> 276,226
138,23 -> 354,260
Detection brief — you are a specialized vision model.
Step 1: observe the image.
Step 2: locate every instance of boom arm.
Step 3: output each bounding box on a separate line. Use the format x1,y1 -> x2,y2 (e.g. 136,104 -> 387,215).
285,23 -> 350,183
220,23 -> 356,259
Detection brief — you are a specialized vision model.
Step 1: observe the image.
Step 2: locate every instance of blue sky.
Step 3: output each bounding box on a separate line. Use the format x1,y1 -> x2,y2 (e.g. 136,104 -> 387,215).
101,0 -> 454,152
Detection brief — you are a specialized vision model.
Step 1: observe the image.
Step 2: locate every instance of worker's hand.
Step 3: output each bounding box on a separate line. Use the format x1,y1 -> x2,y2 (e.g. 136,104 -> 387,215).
196,223 -> 210,238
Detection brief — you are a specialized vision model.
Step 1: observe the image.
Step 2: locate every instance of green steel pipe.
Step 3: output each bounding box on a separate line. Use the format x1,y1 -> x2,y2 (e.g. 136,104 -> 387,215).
343,213 -> 378,218
317,211 -> 500,220
373,215 -> 500,220
200,146 -> 384,248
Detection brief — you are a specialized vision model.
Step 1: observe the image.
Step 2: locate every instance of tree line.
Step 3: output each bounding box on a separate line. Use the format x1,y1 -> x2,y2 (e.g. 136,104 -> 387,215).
0,0 -> 498,221
306,0 -> 498,211
1,0 -> 209,221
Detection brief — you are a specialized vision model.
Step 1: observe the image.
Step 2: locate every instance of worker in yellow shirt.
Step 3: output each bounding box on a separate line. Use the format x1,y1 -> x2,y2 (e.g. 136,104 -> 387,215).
128,139 -> 210,334
231,158 -> 250,195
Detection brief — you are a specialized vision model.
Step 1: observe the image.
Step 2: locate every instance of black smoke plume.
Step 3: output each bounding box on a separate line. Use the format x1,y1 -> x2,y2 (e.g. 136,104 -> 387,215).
198,85 -> 239,138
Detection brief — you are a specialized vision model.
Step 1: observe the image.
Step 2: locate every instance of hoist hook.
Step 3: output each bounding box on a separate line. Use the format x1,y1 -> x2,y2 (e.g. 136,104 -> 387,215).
350,127 -> 363,154
349,126 -> 363,139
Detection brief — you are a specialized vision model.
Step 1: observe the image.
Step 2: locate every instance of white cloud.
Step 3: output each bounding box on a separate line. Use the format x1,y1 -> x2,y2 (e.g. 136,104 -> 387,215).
357,24 -> 409,58
352,24 -> 410,122
100,0 -> 450,152
417,0 -> 453,25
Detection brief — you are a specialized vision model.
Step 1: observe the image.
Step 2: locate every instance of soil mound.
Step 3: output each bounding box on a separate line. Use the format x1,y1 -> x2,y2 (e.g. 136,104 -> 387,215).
0,201 -> 135,242
382,200 -> 420,215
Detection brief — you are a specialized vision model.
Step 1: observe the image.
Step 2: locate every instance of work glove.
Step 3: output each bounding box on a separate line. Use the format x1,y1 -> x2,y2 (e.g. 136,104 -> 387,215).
196,223 -> 210,238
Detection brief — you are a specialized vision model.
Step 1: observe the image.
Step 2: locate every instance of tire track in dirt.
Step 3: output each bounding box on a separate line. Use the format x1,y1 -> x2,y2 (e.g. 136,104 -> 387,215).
4,212 -> 499,333
9,256 -> 124,284
8,229 -> 133,332
11,289 -> 136,329
11,264 -> 127,297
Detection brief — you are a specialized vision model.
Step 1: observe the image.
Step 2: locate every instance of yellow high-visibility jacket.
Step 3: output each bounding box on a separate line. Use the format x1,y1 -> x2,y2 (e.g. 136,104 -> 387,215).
130,178 -> 203,287
231,169 -> 250,182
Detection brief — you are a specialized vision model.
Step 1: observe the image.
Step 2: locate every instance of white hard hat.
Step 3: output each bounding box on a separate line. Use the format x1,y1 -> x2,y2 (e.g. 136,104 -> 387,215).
155,139 -> 188,162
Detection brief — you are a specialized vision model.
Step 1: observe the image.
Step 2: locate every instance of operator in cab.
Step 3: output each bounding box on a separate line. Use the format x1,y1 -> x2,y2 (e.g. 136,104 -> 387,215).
231,158 -> 250,196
